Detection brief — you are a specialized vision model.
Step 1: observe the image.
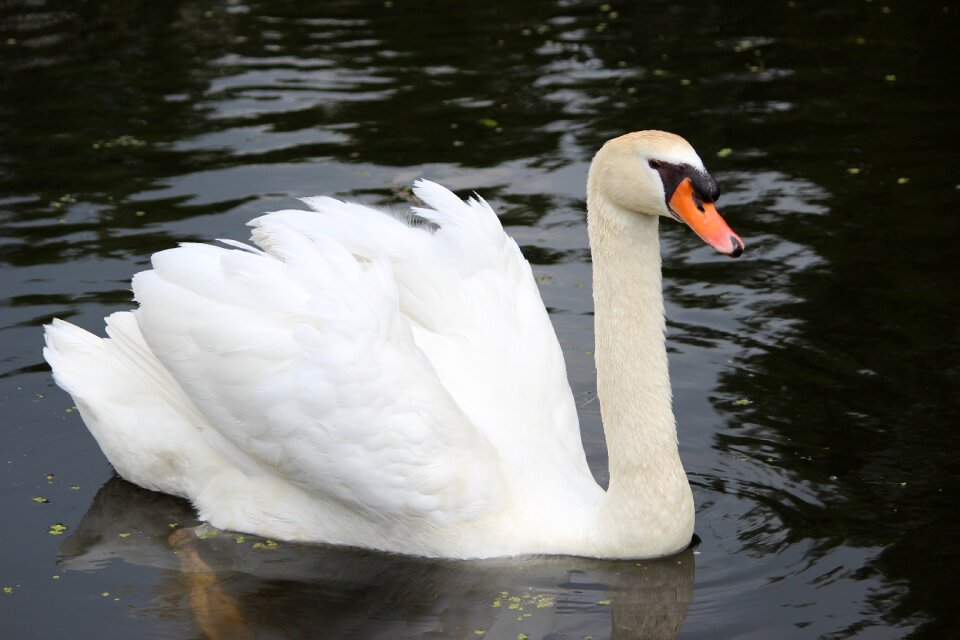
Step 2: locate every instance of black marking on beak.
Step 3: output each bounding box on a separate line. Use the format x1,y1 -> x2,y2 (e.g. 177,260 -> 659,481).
649,159 -> 719,207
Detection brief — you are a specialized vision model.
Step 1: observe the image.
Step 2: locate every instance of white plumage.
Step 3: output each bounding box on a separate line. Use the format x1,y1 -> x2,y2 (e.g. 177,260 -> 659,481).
44,131 -> 742,559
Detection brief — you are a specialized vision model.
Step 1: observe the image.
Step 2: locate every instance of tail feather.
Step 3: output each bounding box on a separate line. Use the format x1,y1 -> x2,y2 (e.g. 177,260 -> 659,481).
43,318 -> 106,396
42,314 -> 223,498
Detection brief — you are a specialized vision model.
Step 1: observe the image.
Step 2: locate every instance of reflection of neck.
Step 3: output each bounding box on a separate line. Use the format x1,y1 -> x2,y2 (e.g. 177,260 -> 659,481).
587,188 -> 693,556
170,527 -> 253,640
609,547 -> 695,639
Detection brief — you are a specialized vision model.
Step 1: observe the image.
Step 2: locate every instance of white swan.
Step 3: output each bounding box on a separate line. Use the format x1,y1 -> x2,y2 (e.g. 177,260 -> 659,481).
43,131 -> 743,559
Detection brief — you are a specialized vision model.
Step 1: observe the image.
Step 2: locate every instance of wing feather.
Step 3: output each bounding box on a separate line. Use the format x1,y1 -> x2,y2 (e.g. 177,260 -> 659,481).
252,181 -> 596,507
133,229 -> 503,525
129,180 -> 595,529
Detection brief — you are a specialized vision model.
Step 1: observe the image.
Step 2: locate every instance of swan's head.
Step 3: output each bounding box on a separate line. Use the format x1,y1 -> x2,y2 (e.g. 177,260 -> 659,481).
589,130 -> 744,257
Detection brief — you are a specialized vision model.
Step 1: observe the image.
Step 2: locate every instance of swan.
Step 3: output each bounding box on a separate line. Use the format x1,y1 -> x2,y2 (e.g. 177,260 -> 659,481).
43,130 -> 743,559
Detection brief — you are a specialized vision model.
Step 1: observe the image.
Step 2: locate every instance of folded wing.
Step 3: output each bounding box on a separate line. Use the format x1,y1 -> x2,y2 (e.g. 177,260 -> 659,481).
123,181 -> 592,527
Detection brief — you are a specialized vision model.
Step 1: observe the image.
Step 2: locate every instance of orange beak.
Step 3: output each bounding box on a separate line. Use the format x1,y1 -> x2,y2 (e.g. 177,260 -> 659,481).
668,177 -> 744,257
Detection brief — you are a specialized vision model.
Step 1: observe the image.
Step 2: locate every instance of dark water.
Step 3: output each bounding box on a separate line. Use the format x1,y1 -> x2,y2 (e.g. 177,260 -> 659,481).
2,1 -> 959,638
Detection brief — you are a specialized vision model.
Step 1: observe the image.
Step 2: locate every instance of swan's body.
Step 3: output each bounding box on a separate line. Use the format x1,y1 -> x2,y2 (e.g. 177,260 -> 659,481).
44,131 -> 742,559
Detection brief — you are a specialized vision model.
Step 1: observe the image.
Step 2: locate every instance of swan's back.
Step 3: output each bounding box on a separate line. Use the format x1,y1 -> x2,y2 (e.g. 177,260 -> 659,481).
45,181 -> 599,556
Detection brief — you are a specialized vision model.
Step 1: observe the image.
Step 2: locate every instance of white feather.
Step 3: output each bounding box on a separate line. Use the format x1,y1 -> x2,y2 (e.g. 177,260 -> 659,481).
44,131 -> 712,558
45,181 -> 603,556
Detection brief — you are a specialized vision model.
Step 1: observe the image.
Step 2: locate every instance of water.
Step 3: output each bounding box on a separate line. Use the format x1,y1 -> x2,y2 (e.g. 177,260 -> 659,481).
2,1 -> 959,637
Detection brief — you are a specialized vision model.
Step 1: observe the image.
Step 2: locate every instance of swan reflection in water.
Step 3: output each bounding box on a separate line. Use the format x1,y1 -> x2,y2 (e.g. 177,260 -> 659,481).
58,477 -> 695,639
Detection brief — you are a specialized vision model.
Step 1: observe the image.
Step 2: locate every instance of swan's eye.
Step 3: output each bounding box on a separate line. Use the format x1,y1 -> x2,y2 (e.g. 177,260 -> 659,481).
648,160 -> 662,169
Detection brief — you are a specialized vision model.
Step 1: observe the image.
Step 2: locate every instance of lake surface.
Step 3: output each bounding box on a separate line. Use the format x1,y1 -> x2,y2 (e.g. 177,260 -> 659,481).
2,1 -> 959,638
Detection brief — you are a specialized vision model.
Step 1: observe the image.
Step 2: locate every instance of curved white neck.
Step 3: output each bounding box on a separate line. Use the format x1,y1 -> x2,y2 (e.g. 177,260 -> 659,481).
586,187 -> 694,556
